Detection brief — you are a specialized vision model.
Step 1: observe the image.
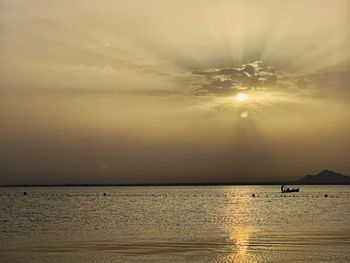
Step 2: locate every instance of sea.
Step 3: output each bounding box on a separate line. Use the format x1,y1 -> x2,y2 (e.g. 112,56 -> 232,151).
0,185 -> 349,263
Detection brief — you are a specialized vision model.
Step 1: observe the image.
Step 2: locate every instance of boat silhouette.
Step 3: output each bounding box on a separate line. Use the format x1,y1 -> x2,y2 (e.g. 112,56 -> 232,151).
281,188 -> 299,193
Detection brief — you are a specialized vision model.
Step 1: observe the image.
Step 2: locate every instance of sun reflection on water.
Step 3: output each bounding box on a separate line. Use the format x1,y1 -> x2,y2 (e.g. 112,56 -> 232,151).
232,226 -> 253,255
222,189 -> 258,263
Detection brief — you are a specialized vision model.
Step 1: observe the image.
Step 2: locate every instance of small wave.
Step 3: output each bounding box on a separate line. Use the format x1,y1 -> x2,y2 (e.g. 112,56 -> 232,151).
1,240 -> 237,255
2,233 -> 350,256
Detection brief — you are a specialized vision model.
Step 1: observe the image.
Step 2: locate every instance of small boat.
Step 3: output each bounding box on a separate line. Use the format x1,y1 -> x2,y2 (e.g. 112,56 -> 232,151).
282,188 -> 299,193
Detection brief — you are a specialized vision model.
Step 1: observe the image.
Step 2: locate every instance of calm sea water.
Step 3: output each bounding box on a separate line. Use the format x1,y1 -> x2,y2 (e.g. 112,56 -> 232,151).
0,185 -> 349,263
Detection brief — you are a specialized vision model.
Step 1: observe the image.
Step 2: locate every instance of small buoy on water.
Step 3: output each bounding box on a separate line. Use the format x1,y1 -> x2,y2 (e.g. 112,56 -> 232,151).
325,194 -> 328,197
23,192 -> 27,196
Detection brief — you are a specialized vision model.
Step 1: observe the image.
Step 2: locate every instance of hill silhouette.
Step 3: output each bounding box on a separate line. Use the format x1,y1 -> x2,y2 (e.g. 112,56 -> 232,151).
296,170 -> 350,184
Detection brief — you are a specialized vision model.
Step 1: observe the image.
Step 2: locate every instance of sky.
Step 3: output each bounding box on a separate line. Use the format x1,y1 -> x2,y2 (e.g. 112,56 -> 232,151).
1,0 -> 350,184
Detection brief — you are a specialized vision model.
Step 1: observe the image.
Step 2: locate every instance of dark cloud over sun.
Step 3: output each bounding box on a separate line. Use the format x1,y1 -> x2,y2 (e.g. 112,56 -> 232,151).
192,61 -> 277,95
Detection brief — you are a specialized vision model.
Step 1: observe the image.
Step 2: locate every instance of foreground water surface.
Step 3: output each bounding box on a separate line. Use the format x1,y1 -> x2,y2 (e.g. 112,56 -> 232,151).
0,185 -> 349,262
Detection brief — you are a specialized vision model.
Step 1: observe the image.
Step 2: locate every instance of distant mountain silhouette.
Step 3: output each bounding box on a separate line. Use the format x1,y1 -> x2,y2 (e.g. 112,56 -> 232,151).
296,170 -> 350,184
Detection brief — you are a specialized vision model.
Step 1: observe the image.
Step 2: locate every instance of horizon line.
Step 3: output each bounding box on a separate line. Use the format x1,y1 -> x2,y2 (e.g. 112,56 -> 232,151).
1,181 -> 350,187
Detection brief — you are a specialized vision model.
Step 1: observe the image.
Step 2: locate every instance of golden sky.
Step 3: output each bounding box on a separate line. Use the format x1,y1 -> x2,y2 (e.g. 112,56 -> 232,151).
1,0 -> 350,184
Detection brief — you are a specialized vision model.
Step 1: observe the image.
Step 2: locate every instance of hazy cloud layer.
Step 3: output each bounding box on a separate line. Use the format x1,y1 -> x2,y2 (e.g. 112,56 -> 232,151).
192,61 -> 278,95
1,0 -> 350,184
296,70 -> 350,97
191,61 -> 350,98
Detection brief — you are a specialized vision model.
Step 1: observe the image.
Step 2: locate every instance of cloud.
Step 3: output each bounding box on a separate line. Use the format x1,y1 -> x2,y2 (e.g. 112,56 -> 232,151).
191,60 -> 350,99
296,70 -> 350,97
191,61 -> 278,95
0,85 -> 181,98
71,64 -> 116,75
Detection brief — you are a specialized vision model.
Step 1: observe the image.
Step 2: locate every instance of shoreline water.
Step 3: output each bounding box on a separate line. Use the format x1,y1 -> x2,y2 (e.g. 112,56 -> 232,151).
1,185 -> 349,262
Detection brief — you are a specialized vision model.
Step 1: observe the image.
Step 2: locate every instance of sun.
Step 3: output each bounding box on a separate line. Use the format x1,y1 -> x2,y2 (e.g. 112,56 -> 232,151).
235,92 -> 248,102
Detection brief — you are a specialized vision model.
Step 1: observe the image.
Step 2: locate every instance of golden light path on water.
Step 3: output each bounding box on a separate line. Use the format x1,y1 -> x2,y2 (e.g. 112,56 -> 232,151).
223,191 -> 257,263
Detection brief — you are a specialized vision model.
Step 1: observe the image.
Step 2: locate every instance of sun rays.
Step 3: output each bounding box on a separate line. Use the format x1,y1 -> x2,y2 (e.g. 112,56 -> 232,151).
0,0 -> 349,183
